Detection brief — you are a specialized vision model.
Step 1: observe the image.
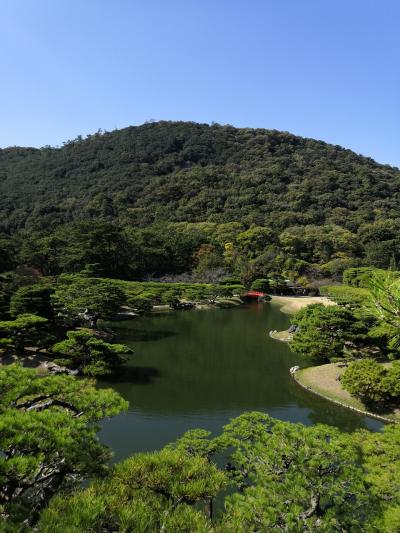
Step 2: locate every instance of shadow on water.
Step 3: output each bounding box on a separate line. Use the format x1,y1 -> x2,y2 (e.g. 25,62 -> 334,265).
99,303 -> 384,460
113,327 -> 177,343
102,366 -> 161,385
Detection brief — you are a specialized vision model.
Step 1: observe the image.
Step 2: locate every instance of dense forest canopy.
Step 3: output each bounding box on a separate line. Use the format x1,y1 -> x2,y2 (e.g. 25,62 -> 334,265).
1,121 -> 400,281
1,121 -> 399,231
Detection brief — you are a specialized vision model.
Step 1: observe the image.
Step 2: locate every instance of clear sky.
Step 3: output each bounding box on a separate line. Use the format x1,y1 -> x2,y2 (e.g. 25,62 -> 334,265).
1,0 -> 399,166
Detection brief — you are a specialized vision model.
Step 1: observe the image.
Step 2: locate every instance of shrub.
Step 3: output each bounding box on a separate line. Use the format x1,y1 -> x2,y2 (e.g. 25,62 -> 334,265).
10,284 -> 54,319
382,361 -> 400,399
126,296 -> 153,313
52,330 -> 132,376
341,359 -> 400,405
250,278 -> 269,292
341,359 -> 386,403
289,304 -> 368,363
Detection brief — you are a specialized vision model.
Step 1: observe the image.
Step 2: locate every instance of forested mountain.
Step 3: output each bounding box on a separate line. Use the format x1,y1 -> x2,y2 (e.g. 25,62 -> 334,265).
1,121 -> 400,280
1,120 -> 399,231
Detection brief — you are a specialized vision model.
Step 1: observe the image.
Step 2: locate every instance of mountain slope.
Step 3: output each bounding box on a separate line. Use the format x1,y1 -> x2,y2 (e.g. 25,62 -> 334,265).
0,120 -> 399,233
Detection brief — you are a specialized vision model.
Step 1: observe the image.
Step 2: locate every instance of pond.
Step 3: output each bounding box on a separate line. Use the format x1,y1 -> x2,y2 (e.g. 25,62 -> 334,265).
99,302 -> 382,462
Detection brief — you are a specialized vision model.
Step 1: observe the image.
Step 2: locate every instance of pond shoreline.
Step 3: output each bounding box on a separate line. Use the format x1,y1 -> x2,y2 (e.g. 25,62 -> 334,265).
100,301 -> 382,460
267,296 -> 398,423
268,295 -> 334,342
292,365 -> 398,423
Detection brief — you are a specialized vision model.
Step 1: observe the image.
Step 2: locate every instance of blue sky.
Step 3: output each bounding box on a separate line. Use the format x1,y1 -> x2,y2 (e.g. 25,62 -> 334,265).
1,0 -> 399,166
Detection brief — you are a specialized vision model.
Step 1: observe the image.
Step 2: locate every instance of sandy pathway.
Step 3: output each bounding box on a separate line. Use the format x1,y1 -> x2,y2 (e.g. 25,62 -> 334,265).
270,295 -> 334,314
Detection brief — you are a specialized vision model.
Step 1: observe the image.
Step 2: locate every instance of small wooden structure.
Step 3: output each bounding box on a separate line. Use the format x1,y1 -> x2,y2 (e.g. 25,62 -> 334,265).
243,290 -> 268,302
245,290 -> 266,298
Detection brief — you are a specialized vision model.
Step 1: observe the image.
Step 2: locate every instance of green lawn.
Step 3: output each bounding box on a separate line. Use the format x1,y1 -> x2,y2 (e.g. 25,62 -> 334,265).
295,363 -> 400,423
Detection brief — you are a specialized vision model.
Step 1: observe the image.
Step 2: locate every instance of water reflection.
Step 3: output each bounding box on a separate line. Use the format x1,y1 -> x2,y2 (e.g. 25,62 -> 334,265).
99,303 -> 383,461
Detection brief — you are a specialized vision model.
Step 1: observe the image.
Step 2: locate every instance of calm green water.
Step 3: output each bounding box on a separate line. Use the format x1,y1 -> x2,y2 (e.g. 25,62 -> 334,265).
100,303 -> 382,461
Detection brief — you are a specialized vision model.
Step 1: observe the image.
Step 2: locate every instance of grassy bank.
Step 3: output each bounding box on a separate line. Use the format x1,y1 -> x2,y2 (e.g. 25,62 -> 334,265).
294,363 -> 400,423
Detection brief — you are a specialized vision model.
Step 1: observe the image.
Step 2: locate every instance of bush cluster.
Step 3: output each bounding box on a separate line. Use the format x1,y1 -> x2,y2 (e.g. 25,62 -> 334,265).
342,359 -> 400,405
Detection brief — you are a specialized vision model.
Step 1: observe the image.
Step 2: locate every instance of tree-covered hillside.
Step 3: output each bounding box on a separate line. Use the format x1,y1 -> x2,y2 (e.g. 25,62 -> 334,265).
1,120 -> 399,231
1,121 -> 400,282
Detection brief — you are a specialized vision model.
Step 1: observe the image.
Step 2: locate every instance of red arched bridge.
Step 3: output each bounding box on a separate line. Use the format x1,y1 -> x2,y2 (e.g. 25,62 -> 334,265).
243,290 -> 267,299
